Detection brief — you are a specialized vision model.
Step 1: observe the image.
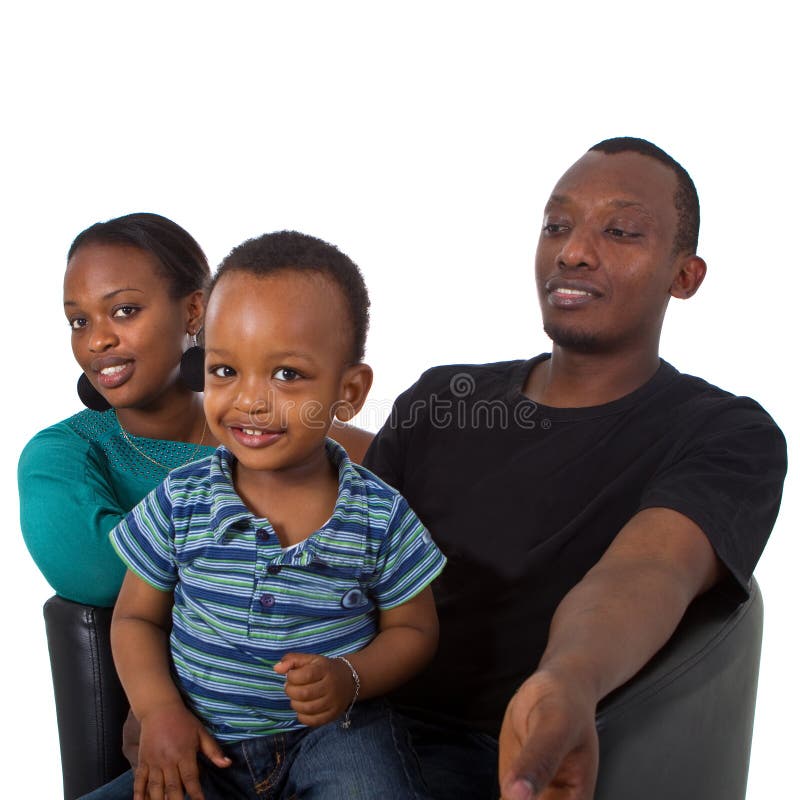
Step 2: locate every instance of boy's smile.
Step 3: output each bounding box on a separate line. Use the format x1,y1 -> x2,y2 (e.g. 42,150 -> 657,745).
203,269 -> 368,487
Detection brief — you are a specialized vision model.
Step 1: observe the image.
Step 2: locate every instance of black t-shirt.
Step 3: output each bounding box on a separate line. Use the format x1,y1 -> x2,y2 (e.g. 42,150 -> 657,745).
363,355 -> 786,737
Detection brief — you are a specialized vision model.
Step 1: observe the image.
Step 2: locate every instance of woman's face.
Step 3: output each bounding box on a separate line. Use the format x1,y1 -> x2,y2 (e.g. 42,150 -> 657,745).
64,243 -> 199,411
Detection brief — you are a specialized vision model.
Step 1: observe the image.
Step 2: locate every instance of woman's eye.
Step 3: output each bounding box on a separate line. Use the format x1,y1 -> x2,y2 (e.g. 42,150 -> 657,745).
274,367 -> 300,382
113,306 -> 139,318
69,318 -> 87,330
210,365 -> 236,378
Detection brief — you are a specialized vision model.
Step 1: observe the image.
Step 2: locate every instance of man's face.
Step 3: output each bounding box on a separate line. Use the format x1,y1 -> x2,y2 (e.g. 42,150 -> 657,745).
535,150 -> 685,355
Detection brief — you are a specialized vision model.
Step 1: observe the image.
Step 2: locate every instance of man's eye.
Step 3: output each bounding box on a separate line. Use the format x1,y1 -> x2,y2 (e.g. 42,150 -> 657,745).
274,367 -> 301,382
542,223 -> 567,235
113,306 -> 139,318
606,228 -> 641,238
69,318 -> 87,330
210,365 -> 236,378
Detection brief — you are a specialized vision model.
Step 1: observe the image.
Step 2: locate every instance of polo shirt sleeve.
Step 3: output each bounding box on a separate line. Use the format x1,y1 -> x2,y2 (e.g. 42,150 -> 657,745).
369,494 -> 446,609
638,398 -> 787,593
109,477 -> 178,592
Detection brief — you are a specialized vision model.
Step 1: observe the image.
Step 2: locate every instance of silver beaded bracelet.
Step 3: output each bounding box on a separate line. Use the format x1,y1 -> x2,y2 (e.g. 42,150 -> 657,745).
334,655 -> 360,729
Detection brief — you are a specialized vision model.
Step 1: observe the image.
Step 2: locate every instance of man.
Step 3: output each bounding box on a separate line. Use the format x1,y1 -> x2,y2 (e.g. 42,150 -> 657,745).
362,137 -> 787,799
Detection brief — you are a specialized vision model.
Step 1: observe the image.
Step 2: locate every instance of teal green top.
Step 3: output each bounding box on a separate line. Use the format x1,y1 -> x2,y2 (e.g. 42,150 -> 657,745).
18,409 -> 215,607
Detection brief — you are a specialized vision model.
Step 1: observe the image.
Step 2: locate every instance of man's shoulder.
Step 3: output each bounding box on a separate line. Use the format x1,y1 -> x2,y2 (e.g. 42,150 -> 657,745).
403,357 -> 538,399
663,364 -> 782,430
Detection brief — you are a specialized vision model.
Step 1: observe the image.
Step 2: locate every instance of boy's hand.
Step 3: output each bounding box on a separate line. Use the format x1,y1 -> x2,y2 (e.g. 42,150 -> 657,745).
275,653 -> 356,727
135,702 -> 231,800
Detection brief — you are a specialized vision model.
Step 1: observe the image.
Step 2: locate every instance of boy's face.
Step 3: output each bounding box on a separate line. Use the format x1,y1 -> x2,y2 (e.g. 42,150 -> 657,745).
203,269 -> 367,479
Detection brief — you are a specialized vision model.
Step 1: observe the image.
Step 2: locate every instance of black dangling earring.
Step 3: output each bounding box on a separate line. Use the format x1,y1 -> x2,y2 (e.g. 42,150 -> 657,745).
77,373 -> 112,411
179,333 -> 205,392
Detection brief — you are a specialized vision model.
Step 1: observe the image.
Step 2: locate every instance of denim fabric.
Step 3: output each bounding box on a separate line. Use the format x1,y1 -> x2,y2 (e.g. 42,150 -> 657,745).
80,701 -> 429,800
397,711 -> 499,800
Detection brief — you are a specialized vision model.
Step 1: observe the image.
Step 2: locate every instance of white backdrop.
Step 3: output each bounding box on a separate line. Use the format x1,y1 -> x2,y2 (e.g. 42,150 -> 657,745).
2,2 -> 796,797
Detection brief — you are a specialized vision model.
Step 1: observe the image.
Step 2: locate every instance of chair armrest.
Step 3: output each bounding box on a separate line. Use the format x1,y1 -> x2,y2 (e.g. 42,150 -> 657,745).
594,579 -> 763,800
43,595 -> 130,800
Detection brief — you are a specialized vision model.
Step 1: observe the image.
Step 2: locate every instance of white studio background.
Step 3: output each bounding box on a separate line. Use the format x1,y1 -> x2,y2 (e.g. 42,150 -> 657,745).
1,2 -> 796,797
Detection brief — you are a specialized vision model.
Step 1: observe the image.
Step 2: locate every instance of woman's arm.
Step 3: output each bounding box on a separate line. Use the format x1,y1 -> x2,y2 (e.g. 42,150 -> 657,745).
275,587 -> 439,726
19,424 -> 127,605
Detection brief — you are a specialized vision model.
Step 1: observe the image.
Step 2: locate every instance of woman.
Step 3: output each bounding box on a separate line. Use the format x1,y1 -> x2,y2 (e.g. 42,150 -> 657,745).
19,212 -> 216,606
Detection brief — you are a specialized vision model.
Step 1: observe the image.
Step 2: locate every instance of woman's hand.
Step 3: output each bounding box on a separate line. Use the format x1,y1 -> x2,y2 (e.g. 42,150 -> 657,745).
134,702 -> 231,800
275,653 -> 356,727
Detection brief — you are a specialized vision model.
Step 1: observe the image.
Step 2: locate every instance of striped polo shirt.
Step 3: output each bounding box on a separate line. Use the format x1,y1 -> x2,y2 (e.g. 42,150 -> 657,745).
110,439 -> 446,742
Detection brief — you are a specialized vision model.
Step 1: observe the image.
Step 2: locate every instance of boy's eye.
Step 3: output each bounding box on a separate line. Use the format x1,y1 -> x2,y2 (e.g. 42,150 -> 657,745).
210,365 -> 236,378
273,367 -> 301,382
69,317 -> 87,330
112,305 -> 139,318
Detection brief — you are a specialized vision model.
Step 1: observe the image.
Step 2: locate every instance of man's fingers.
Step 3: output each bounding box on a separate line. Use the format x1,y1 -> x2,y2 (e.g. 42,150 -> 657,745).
198,729 -> 232,769
501,708 -> 573,799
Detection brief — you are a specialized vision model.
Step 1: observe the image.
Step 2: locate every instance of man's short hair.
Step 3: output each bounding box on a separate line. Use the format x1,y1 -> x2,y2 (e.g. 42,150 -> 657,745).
589,137 -> 700,255
213,230 -> 370,363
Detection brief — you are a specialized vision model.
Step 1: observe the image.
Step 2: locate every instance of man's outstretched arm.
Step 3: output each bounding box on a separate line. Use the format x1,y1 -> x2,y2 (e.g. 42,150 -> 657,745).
498,506 -> 724,800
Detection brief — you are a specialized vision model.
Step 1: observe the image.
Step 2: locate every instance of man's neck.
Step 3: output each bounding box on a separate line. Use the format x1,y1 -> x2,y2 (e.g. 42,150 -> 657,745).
523,346 -> 661,408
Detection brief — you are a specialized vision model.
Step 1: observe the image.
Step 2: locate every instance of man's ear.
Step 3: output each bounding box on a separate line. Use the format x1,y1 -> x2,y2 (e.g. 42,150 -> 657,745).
670,255 -> 707,300
334,364 -> 374,421
184,289 -> 207,334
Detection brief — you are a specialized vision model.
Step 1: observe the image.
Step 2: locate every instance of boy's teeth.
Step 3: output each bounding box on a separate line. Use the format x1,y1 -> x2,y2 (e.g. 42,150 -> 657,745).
243,428 -> 261,435
100,365 -> 126,375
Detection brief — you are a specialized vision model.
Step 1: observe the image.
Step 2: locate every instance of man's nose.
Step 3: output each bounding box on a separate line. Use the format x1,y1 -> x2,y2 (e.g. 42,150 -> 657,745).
557,226 -> 599,271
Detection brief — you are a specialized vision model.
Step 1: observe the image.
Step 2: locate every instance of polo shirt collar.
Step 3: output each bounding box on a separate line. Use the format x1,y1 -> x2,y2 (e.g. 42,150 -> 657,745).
206,440 -> 368,562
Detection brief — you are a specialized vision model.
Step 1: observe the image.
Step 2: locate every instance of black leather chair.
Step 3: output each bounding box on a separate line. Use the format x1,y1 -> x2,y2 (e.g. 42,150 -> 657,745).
43,580 -> 763,800
44,597 -> 129,799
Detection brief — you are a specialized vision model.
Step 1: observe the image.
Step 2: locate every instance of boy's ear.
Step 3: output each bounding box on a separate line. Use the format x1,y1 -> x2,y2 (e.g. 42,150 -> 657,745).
334,364 -> 373,421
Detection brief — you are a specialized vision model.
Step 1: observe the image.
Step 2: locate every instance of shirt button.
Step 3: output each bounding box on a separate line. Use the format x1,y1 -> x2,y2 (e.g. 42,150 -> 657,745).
257,529 -> 270,542
260,593 -> 276,608
267,565 -> 282,575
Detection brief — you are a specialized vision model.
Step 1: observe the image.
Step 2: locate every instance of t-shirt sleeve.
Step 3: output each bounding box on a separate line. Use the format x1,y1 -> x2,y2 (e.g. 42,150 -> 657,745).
18,424 -> 128,606
638,400 -> 787,592
369,494 -> 447,609
109,479 -> 178,592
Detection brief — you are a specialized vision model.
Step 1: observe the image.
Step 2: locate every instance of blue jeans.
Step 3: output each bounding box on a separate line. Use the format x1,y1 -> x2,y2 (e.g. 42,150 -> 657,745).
81,700 -> 428,799
398,711 -> 499,800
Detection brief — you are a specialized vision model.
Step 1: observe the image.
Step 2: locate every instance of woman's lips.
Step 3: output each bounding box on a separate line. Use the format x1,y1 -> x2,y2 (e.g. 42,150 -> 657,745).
94,360 -> 134,389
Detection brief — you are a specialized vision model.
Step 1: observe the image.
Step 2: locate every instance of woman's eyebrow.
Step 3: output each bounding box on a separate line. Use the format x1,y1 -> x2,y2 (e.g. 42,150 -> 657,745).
64,287 -> 145,306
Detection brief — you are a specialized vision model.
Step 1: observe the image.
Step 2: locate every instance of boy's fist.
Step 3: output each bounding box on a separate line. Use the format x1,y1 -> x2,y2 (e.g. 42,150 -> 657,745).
275,653 -> 357,727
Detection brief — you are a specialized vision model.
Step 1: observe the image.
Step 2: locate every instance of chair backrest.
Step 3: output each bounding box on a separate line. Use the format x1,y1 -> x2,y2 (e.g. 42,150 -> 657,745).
43,595 -> 130,800
595,579 -> 763,800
